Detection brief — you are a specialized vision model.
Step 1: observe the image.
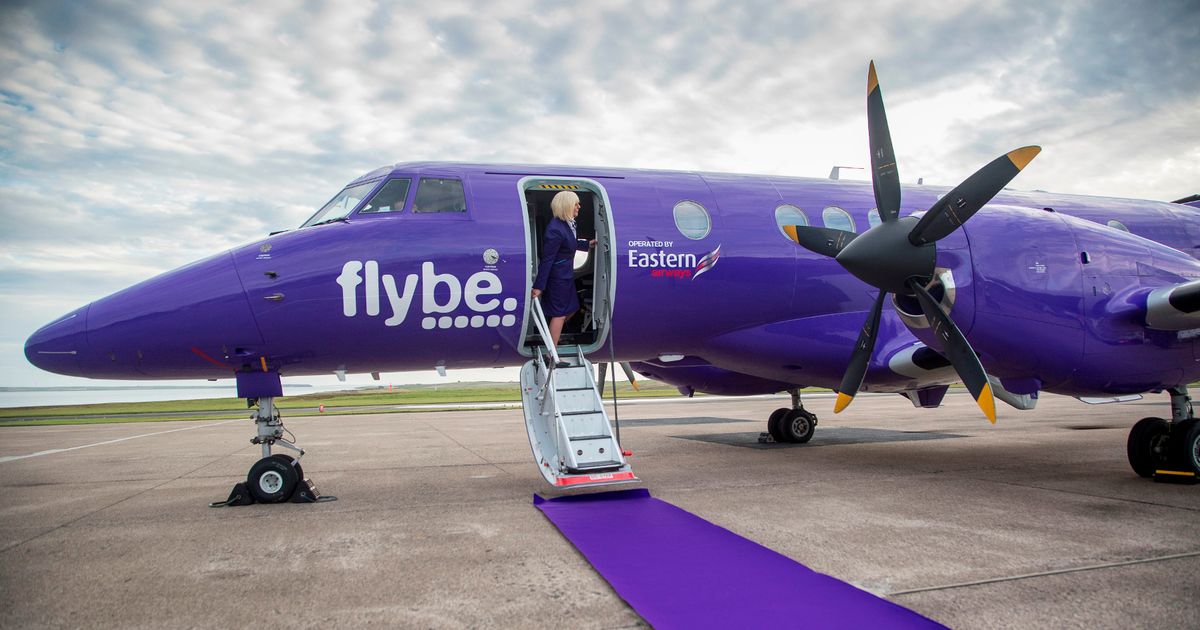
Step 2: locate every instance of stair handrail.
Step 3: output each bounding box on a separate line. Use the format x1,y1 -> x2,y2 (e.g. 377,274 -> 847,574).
529,298 -> 563,366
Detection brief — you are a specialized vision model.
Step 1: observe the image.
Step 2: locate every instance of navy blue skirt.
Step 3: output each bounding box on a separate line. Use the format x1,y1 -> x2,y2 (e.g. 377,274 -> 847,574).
541,278 -> 579,317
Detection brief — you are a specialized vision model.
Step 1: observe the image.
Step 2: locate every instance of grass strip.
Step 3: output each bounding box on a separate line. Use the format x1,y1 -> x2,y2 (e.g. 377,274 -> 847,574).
0,381 -> 685,425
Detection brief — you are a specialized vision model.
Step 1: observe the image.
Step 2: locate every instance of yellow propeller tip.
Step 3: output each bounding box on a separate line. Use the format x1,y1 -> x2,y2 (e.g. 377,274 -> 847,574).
1007,146 -> 1041,171
783,225 -> 799,243
834,392 -> 854,414
977,382 -> 998,424
630,381 -> 640,391
867,62 -> 879,94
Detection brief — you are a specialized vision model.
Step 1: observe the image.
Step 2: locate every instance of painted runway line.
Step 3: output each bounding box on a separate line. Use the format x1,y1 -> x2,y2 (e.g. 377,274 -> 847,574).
0,419 -> 241,463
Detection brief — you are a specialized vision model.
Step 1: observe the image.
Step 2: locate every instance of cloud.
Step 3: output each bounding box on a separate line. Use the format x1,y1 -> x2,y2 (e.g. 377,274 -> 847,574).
0,0 -> 1197,389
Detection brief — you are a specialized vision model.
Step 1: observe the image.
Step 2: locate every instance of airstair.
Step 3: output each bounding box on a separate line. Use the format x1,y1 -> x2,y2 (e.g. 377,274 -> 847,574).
520,301 -> 637,488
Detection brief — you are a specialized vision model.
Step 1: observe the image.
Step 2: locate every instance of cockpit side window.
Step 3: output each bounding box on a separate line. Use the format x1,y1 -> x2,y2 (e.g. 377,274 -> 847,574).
358,178 -> 412,214
301,180 -> 380,227
413,178 -> 467,213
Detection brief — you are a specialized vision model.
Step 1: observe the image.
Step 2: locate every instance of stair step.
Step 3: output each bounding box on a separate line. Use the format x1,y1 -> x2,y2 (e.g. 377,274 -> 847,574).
569,460 -> 623,473
569,435 -> 612,441
557,387 -> 593,392
562,410 -> 602,417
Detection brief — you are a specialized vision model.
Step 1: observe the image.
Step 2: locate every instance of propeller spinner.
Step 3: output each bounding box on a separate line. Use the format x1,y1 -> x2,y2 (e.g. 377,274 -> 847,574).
785,61 -> 1040,423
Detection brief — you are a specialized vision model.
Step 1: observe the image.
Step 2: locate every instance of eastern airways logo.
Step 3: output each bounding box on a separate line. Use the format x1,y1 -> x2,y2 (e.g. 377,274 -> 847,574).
627,240 -> 721,280
337,261 -> 518,329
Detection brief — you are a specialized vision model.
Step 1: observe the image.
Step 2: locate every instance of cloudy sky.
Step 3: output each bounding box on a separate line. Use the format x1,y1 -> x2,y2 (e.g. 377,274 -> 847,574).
1,0 -> 1197,392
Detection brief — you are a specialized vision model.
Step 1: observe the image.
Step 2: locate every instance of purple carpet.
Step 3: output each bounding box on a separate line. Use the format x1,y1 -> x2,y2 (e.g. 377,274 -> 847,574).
535,489 -> 945,629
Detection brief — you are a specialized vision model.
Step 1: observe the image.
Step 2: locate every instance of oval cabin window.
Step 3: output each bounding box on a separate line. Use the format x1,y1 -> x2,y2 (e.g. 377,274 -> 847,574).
673,201 -> 712,240
822,206 -> 855,232
774,204 -> 808,239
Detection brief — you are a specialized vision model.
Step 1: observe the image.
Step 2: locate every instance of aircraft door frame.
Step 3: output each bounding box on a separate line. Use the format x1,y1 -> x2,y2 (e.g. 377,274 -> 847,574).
516,177 -> 617,357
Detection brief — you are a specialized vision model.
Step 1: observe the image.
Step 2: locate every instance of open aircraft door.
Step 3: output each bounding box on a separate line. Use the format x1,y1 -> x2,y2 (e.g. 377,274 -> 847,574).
518,177 -> 618,355
590,193 -> 615,336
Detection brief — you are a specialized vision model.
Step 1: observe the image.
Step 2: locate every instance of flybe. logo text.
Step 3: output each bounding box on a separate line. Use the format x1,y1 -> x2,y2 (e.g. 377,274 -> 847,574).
337,261 -> 519,329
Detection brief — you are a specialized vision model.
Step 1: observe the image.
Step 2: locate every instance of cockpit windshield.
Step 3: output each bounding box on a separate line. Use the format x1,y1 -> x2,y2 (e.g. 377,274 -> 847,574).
301,180 -> 379,227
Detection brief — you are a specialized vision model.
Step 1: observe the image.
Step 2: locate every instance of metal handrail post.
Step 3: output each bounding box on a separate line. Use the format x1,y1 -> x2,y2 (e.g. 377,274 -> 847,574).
530,298 -> 562,366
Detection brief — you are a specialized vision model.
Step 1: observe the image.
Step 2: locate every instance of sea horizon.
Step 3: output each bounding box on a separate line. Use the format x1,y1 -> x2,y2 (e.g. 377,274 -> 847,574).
0,380 -> 523,409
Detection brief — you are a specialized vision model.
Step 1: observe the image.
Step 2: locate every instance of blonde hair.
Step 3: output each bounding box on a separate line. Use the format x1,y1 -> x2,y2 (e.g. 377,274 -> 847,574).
550,191 -> 580,221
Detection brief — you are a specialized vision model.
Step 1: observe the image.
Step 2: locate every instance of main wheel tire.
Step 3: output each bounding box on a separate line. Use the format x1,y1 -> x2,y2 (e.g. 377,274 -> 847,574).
767,408 -> 789,443
1167,418 -> 1200,474
1127,417 -> 1171,478
248,456 -> 299,503
781,409 -> 816,444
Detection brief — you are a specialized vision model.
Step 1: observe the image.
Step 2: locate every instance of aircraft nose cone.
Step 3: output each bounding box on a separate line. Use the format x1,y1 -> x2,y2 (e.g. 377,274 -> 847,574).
24,306 -> 89,377
81,250 -> 264,379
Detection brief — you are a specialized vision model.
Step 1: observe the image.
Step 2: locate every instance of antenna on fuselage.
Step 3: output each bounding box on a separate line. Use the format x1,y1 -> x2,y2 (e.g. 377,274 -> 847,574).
829,165 -> 864,180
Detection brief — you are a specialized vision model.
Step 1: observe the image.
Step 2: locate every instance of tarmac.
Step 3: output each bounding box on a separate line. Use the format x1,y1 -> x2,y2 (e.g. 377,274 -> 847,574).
0,391 -> 1197,628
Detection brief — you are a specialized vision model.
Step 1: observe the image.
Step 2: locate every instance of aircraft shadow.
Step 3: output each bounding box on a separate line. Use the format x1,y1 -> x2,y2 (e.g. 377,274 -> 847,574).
676,427 -> 964,449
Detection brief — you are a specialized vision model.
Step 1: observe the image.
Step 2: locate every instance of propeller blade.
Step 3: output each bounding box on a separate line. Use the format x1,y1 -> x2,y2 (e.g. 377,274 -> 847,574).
834,291 -> 887,413
908,279 -> 997,423
620,361 -> 640,391
908,146 -> 1042,246
597,362 -> 608,396
783,225 -> 858,258
867,61 -> 901,223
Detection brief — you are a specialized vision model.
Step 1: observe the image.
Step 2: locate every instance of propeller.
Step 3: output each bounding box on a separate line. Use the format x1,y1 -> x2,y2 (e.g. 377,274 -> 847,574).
782,225 -> 857,258
620,361 -> 641,391
597,361 -> 640,396
786,61 -> 1041,423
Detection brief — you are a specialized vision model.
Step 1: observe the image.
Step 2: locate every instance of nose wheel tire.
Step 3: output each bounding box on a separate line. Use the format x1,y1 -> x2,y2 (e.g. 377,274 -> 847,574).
248,455 -> 300,503
1127,417 -> 1171,478
270,453 -> 304,482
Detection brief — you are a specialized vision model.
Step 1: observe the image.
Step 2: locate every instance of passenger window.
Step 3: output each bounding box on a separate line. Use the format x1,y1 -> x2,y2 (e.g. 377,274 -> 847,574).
673,200 -> 711,239
774,204 -> 807,239
413,178 -> 467,213
1107,219 -> 1130,233
359,178 -> 411,214
822,206 -> 855,232
867,208 -> 881,228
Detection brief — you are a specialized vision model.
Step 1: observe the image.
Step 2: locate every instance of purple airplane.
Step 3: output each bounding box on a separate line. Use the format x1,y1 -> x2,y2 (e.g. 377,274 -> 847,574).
25,63 -> 1200,501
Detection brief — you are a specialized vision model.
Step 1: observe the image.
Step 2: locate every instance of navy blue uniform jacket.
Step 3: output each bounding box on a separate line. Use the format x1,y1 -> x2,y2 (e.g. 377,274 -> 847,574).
533,218 -> 588,317
533,218 -> 589,291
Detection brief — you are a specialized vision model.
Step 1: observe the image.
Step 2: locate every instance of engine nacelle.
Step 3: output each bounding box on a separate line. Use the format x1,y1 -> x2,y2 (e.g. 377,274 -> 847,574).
955,205 -> 1200,396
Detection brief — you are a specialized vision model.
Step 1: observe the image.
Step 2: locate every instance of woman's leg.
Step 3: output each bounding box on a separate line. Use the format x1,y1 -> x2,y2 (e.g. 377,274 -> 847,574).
549,315 -> 566,346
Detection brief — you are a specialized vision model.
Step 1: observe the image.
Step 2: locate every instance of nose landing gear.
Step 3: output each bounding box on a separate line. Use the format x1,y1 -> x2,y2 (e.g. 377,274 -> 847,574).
211,371 -> 336,506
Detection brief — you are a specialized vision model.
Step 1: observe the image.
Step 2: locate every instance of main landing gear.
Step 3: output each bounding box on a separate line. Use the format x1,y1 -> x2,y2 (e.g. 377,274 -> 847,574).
1126,386 -> 1200,483
210,396 -> 334,507
760,389 -> 818,444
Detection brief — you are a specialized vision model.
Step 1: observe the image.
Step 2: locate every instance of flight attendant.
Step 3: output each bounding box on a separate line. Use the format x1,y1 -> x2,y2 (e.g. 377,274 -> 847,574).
531,191 -> 594,346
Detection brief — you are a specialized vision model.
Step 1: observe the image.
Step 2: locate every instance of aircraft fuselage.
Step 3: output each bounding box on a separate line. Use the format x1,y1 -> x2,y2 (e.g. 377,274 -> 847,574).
25,161 -> 1200,399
